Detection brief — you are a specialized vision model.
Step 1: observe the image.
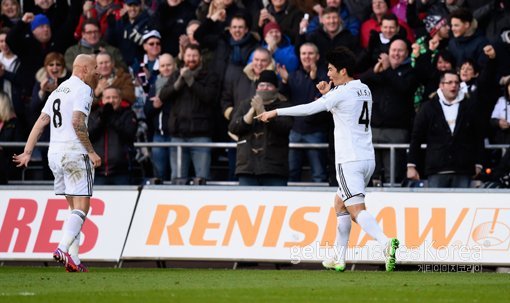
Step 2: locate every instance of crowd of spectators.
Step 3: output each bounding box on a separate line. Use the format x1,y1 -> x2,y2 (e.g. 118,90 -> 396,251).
0,0 -> 510,187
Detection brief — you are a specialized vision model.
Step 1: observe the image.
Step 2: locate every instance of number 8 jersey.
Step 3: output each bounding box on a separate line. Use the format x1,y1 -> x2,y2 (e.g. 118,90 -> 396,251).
42,75 -> 94,154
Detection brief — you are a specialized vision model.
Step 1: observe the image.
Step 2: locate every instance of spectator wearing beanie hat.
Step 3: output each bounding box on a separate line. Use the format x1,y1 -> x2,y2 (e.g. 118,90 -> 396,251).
228,69 -> 294,186
248,21 -> 298,73
425,15 -> 448,38
256,69 -> 279,89
31,14 -> 50,32
6,12 -> 70,124
31,0 -> 82,50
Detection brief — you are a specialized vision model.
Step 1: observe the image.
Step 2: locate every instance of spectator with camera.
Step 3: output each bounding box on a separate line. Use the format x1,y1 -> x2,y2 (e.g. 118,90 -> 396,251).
88,87 -> 138,185
256,0 -> 303,43
297,6 -> 359,68
30,52 -> 68,132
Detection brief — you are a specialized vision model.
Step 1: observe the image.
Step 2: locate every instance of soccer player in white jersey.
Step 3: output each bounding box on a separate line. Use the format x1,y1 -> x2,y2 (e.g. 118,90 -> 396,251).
257,47 -> 399,272
13,54 -> 101,272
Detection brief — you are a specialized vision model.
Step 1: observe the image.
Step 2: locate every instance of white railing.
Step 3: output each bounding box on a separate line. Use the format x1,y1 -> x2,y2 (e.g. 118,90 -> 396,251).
1,141 -> 508,187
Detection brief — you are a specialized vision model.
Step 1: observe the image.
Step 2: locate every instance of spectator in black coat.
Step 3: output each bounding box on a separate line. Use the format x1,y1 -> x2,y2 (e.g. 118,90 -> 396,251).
88,87 -> 138,185
0,91 -> 23,184
448,8 -> 489,69
255,0 -> 303,43
159,45 -> 219,183
229,70 -> 293,185
297,6 -> 359,69
150,0 -> 196,57
490,78 -> 510,144
6,13 -> 69,110
407,70 -> 484,188
0,0 -> 21,29
360,37 -> 418,184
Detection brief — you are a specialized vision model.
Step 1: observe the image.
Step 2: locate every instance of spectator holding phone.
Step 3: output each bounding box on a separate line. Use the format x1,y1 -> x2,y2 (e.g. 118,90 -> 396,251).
27,51 -> 69,179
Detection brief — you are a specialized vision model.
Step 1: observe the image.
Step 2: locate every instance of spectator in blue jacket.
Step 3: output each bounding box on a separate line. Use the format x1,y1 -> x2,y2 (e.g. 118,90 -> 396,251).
106,0 -> 151,68
305,0 -> 360,37
248,21 -> 298,73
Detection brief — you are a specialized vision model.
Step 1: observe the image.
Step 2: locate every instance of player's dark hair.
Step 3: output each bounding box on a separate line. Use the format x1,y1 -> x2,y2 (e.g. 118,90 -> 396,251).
325,46 -> 356,76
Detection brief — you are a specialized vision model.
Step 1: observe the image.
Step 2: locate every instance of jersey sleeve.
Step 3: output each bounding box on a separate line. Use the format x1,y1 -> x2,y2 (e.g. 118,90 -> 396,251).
41,95 -> 53,117
73,86 -> 93,115
319,88 -> 341,112
276,99 -> 328,116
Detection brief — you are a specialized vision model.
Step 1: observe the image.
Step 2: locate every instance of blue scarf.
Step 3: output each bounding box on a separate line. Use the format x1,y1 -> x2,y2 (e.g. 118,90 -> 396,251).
228,34 -> 252,66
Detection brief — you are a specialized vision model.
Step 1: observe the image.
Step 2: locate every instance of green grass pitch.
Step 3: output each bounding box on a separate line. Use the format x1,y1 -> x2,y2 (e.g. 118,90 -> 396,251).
1,267 -> 509,303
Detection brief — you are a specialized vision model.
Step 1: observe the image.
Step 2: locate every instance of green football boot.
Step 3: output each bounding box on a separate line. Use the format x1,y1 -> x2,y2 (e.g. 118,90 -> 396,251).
385,238 -> 399,272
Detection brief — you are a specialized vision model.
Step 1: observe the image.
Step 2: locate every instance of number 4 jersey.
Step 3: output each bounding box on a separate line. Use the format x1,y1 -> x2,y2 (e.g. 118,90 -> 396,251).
276,79 -> 375,164
42,75 -> 94,154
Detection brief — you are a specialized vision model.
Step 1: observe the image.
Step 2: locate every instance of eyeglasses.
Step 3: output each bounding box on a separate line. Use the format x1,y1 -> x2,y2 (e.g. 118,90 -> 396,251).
441,81 -> 460,85
83,30 -> 99,35
147,42 -> 160,46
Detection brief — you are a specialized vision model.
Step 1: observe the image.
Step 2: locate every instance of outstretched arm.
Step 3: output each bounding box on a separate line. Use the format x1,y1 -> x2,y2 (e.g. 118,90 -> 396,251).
255,109 -> 278,123
256,99 -> 328,122
72,111 -> 101,168
12,113 -> 50,167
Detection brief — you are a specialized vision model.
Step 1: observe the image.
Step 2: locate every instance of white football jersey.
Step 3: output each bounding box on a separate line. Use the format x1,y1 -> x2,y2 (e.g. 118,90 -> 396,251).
42,75 -> 93,154
319,80 -> 375,164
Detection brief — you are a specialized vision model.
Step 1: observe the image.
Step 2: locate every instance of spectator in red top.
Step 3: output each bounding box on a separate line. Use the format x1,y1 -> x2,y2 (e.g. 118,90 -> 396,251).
360,0 -> 414,48
74,0 -> 123,40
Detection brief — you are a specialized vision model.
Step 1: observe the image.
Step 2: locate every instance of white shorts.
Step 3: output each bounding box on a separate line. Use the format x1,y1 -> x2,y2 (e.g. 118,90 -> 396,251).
336,159 -> 375,206
48,153 -> 94,196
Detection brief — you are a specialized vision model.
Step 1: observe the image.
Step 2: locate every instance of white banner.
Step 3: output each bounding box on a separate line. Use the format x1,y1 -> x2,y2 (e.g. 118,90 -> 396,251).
0,187 -> 138,262
123,188 -> 510,265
